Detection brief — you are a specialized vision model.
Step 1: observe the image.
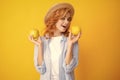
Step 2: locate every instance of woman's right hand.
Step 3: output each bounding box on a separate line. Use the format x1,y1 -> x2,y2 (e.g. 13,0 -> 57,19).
28,35 -> 42,46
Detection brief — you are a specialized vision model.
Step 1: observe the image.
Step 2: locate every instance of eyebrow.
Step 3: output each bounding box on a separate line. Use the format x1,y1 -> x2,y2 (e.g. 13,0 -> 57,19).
67,17 -> 72,21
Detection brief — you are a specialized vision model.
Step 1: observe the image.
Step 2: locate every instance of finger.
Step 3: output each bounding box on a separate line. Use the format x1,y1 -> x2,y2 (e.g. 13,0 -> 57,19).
72,33 -> 81,43
77,32 -> 81,39
37,36 -> 40,41
28,35 -> 37,44
69,31 -> 75,39
28,35 -> 32,41
37,36 -> 42,43
68,31 -> 72,40
31,38 -> 40,45
74,33 -> 80,41
80,30 -> 82,35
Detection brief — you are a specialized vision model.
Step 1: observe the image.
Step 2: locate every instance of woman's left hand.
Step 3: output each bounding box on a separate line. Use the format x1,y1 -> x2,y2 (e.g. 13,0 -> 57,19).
65,31 -> 81,64
67,31 -> 82,46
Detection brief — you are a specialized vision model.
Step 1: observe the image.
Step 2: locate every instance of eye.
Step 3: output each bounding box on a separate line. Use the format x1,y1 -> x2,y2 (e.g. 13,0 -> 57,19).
67,17 -> 72,22
60,17 -> 65,20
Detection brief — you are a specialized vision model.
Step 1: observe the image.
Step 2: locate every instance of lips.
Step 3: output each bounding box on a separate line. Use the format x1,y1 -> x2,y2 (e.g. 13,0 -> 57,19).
61,25 -> 67,28
62,25 -> 66,28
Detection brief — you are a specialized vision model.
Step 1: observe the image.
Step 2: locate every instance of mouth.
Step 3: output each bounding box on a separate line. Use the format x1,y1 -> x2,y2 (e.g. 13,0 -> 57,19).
61,25 -> 66,29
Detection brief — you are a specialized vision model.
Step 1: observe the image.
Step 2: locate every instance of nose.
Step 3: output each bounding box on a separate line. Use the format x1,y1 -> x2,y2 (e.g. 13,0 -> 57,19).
63,19 -> 69,25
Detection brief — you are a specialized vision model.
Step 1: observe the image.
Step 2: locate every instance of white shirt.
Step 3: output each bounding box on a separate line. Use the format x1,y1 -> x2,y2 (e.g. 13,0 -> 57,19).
49,36 -> 62,80
34,35 -> 79,80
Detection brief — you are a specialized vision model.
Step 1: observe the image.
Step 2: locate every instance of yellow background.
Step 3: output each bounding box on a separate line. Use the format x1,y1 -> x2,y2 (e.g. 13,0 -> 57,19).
0,0 -> 120,80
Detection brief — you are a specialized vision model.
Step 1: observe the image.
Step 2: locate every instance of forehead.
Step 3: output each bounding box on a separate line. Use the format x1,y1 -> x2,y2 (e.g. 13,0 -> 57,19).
65,13 -> 71,17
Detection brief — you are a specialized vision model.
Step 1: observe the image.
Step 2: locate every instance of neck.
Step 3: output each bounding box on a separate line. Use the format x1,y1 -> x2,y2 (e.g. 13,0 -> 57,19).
54,31 -> 62,37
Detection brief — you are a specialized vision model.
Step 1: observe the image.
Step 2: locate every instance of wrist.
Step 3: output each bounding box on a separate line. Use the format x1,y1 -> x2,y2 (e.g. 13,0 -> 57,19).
38,42 -> 42,46
67,44 -> 73,49
68,42 -> 73,47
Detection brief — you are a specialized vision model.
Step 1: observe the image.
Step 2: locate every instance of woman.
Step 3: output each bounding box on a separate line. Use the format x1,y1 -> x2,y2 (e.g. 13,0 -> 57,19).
29,3 -> 81,80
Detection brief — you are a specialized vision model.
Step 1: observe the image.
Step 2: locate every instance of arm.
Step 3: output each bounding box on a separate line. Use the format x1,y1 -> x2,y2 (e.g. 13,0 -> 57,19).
65,44 -> 73,65
34,43 -> 46,74
63,32 -> 81,73
63,42 -> 79,73
29,36 -> 46,74
65,32 -> 80,65
37,43 -> 43,66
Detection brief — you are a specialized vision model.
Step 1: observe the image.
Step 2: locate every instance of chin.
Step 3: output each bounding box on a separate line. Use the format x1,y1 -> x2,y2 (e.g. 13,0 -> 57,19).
60,30 -> 66,32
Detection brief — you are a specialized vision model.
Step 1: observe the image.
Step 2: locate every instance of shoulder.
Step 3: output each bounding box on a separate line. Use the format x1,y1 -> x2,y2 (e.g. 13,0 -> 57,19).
40,36 -> 48,41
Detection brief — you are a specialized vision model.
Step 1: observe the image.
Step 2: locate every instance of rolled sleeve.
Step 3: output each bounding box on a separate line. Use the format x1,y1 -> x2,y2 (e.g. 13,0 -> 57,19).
63,42 -> 79,74
34,45 -> 46,74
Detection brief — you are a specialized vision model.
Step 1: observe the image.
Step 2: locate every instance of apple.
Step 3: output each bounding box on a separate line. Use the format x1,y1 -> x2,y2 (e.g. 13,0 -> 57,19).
30,29 -> 39,40
71,26 -> 81,35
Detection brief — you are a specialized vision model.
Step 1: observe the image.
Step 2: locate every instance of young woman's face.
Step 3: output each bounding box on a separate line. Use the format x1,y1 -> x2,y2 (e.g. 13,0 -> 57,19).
55,13 -> 72,33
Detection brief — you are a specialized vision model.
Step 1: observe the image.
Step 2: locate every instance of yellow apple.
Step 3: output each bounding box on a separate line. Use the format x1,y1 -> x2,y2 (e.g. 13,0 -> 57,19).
71,26 -> 81,35
30,29 -> 39,40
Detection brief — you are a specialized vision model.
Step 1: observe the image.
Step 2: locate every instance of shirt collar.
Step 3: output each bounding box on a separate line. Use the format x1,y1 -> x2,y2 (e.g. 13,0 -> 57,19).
61,35 -> 67,42
46,34 -> 67,43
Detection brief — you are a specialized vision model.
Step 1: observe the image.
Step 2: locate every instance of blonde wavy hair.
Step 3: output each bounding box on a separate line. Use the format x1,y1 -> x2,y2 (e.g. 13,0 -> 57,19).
44,8 -> 73,39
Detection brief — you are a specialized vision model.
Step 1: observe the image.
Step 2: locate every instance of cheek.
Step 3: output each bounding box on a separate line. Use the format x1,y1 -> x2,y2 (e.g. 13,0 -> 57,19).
55,22 -> 59,26
58,19 -> 63,23
67,23 -> 70,28
55,22 -> 60,29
